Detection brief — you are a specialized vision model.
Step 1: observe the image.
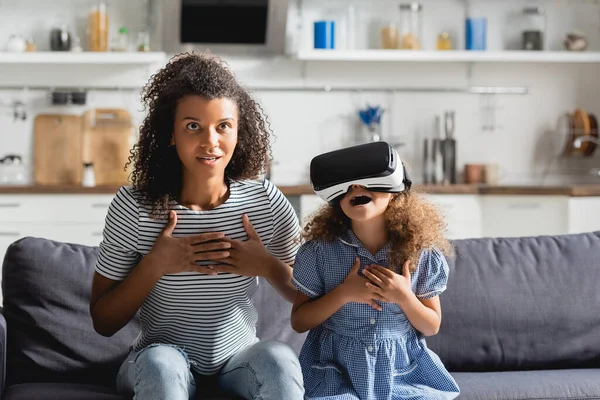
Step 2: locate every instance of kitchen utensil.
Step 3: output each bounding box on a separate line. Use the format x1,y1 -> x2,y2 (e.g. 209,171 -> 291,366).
422,138 -> 430,184
431,116 -> 444,184
34,114 -> 83,185
556,112 -> 575,156
82,108 -> 132,185
572,108 -> 591,155
442,111 -> 457,184
586,113 -> 598,156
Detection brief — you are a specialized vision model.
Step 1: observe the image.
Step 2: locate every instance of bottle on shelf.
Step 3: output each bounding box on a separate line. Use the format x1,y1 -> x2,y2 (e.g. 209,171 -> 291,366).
88,2 -> 109,52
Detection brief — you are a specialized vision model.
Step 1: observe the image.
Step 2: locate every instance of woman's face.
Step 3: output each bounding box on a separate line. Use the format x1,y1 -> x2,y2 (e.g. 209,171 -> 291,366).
339,185 -> 393,222
172,95 -> 238,180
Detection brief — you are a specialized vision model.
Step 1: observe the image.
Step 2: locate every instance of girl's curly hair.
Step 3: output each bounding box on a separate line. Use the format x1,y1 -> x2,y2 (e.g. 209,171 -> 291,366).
126,51 -> 272,217
301,190 -> 454,273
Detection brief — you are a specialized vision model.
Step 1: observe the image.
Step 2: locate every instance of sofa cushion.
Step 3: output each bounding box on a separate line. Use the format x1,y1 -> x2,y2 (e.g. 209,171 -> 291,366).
253,277 -> 307,355
1,238 -> 141,387
427,231 -> 600,372
452,369 -> 600,400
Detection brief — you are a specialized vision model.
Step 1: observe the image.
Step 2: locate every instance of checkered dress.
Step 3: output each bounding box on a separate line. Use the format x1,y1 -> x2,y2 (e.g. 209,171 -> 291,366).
292,230 -> 460,400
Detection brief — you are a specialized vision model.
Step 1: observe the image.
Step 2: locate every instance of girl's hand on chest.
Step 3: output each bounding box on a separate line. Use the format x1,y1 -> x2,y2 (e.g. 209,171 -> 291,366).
363,261 -> 413,305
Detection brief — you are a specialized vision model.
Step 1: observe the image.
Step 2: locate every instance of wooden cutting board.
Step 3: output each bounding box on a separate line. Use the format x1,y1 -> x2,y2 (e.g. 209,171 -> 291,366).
82,108 -> 133,186
34,114 -> 83,185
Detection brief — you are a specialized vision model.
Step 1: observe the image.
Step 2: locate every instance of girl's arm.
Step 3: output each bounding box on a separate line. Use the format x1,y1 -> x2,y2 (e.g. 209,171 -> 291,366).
291,257 -> 383,333
393,292 -> 442,336
291,287 -> 348,333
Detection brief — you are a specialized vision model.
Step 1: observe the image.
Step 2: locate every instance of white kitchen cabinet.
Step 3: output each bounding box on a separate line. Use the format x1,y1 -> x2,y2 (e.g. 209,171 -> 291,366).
426,195 -> 482,240
0,195 -> 114,223
567,197 -> 600,234
481,195 -> 569,238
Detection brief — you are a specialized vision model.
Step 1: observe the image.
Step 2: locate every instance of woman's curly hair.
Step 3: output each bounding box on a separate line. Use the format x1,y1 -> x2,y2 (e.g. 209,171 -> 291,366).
301,190 -> 454,273
126,51 -> 272,217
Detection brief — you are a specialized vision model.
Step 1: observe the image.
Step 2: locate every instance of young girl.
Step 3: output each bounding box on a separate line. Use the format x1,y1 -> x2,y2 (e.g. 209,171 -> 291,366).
90,52 -> 304,400
291,146 -> 460,400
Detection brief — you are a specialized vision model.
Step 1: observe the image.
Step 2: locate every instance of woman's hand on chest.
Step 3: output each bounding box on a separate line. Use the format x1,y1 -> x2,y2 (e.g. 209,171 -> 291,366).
147,211 -> 231,276
211,214 -> 275,278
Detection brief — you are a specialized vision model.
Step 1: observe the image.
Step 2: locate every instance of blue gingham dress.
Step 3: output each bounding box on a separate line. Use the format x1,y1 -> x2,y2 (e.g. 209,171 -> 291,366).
292,230 -> 460,400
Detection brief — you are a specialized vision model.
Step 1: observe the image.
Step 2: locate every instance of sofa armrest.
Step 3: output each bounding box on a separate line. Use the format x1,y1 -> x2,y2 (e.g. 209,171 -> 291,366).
0,306 -> 5,399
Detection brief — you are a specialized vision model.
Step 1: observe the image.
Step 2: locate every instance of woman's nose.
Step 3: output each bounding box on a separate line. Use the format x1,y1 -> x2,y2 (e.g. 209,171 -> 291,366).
201,127 -> 219,148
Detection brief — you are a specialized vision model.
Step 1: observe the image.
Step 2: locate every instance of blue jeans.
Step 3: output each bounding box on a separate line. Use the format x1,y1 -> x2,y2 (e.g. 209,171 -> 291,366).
116,340 -> 305,400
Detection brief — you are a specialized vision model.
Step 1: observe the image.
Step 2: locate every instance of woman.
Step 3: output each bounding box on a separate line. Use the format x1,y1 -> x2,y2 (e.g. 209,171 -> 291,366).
90,52 -> 304,400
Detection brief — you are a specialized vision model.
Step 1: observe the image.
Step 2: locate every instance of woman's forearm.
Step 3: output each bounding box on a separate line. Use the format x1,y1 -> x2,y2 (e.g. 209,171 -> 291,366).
291,287 -> 347,333
397,293 -> 441,336
264,257 -> 297,303
91,255 -> 163,337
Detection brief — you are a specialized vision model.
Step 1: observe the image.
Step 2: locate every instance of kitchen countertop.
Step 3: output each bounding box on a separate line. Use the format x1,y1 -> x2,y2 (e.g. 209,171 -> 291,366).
1,184 -> 600,197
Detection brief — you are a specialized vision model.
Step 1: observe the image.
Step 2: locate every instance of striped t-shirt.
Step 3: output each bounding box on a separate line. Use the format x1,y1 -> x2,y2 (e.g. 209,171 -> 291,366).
95,179 -> 301,374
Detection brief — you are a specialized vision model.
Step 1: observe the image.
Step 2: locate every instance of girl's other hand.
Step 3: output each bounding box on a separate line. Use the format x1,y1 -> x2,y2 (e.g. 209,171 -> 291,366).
339,257 -> 384,311
363,261 -> 412,305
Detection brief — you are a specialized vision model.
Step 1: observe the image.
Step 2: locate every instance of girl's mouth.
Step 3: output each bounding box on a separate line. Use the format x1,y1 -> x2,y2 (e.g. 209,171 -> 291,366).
350,194 -> 372,206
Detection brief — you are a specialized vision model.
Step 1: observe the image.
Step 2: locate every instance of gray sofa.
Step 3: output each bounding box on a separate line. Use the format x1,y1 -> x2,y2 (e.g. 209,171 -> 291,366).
1,232 -> 599,399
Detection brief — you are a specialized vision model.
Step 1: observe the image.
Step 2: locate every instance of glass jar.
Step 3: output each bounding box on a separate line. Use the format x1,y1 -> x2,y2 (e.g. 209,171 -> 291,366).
437,32 -> 452,50
521,7 -> 546,51
380,22 -> 399,49
399,3 -> 423,50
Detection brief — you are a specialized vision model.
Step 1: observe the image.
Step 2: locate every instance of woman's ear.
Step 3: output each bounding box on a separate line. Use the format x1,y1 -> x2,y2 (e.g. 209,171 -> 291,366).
169,135 -> 175,146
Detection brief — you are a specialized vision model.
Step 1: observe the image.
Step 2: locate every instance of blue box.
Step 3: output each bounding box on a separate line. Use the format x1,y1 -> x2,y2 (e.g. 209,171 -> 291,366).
314,20 -> 335,49
466,18 -> 487,50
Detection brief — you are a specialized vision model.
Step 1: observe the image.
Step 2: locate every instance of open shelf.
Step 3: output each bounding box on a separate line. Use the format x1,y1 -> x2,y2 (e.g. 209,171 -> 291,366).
296,49 -> 600,63
0,51 -> 167,65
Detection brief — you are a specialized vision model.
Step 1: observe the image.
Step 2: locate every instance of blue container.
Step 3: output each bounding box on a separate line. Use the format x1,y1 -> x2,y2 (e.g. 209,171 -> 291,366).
314,20 -> 335,49
465,18 -> 487,50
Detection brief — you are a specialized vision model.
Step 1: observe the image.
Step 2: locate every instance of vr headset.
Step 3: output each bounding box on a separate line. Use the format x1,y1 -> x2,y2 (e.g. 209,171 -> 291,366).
310,141 -> 412,203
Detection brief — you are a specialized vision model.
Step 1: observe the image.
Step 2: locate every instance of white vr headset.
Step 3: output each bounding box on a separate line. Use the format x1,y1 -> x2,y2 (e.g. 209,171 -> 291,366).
310,141 -> 412,203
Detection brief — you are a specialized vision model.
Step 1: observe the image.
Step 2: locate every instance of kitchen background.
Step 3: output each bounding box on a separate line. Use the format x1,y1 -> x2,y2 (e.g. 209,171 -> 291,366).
1,0 -> 600,274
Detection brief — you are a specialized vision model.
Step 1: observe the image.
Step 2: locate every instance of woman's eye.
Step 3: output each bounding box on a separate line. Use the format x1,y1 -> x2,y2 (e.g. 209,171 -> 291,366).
186,122 -> 200,131
219,122 -> 231,130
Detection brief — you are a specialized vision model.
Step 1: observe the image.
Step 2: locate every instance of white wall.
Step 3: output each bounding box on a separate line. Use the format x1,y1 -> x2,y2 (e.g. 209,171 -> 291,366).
1,0 -> 599,186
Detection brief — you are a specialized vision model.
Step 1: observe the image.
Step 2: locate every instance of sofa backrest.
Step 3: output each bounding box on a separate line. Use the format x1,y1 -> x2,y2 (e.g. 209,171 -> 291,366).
427,231 -> 600,372
1,237 -> 306,387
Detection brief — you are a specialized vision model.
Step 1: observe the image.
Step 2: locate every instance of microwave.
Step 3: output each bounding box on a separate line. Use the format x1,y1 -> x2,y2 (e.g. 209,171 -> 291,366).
155,0 -> 292,55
